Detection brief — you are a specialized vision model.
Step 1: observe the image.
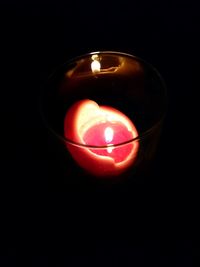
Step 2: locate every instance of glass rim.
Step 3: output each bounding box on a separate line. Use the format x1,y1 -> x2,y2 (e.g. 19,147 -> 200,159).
40,50 -> 168,148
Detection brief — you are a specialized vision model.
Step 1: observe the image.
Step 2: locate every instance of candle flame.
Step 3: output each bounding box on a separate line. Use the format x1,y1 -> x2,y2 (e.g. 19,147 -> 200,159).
104,127 -> 114,143
91,55 -> 101,73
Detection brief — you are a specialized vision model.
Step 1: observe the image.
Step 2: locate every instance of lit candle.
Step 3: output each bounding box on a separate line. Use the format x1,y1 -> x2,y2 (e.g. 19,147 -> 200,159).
64,99 -> 139,177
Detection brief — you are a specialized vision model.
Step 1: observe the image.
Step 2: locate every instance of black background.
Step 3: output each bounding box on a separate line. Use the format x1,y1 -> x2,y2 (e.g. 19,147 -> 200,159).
1,0 -> 199,266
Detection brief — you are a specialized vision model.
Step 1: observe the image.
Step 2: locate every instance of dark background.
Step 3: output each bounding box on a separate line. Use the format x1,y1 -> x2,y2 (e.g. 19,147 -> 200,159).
1,0 -> 199,266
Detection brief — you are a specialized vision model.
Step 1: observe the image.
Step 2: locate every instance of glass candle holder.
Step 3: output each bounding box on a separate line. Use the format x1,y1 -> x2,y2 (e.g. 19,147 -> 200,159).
41,51 -> 167,186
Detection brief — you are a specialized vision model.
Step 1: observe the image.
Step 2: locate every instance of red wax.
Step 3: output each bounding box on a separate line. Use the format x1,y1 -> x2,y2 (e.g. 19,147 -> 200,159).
83,122 -> 133,163
64,99 -> 139,177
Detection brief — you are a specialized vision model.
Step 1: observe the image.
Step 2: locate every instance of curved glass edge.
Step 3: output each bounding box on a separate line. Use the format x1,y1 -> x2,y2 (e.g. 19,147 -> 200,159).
39,51 -> 168,148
